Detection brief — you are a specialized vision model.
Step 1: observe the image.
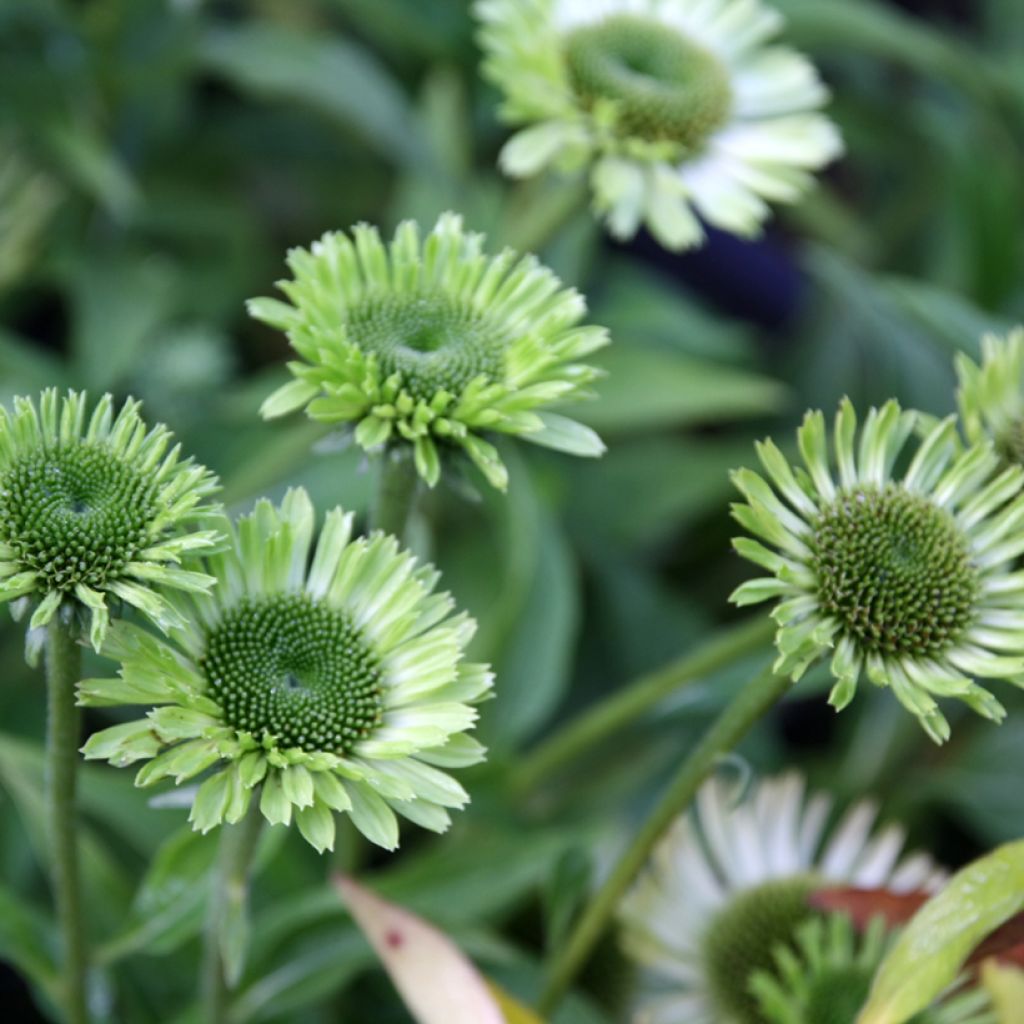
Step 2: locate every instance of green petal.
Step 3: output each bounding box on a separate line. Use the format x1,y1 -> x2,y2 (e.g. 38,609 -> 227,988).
296,802 -> 336,853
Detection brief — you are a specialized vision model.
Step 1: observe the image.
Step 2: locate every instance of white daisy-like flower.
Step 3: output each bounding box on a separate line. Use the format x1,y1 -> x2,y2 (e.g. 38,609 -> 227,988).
475,0 -> 842,249
618,773 -> 944,1024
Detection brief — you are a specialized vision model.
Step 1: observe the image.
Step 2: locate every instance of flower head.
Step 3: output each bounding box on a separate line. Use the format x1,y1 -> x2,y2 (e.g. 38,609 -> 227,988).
475,0 -> 842,249
730,398 -> 1024,743
0,389 -> 220,652
249,212 -> 608,491
956,327 -> 1024,465
618,773 -> 942,1024
80,488 -> 492,853
751,913 -> 994,1024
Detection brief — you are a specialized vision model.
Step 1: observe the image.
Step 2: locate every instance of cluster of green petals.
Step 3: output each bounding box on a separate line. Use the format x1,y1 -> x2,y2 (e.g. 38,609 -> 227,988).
731,398 -> 1024,743
751,914 -> 994,1024
250,212 -> 608,491
956,327 -> 1024,466
80,488 -> 492,853
0,389 -> 221,653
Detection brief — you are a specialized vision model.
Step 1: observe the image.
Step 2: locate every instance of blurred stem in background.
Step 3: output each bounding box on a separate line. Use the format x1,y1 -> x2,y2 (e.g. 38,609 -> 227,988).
45,618 -> 88,1024
537,660 -> 793,1015
201,798 -> 264,1024
370,453 -> 420,541
511,615 -> 776,797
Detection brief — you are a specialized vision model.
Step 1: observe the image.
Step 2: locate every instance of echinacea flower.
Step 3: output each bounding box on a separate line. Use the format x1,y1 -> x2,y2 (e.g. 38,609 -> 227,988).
80,489 -> 492,853
730,399 -> 1024,743
249,212 -> 608,491
618,773 -> 943,1024
475,0 -> 842,249
956,327 -> 1024,465
751,914 -> 994,1024
0,389 -> 221,652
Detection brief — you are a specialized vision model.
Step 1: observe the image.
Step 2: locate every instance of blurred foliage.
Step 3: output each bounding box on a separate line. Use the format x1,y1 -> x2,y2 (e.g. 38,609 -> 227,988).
0,0 -> 1023,1020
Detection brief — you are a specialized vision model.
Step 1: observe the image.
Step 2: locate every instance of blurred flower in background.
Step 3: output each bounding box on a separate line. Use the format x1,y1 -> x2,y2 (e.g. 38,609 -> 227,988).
476,0 -> 842,249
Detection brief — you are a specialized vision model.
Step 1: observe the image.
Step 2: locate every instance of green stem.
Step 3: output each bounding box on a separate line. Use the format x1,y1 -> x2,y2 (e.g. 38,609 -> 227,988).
537,661 -> 792,1016
511,616 -> 775,797
45,617 -> 88,1024
370,453 -> 420,541
201,799 -> 263,1024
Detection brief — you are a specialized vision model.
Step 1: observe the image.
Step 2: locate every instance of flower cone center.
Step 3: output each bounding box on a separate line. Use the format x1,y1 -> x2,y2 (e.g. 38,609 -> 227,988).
704,877 -> 815,1023
347,296 -> 507,403
810,485 -> 978,659
203,595 -> 383,753
564,14 -> 732,149
0,441 -> 159,590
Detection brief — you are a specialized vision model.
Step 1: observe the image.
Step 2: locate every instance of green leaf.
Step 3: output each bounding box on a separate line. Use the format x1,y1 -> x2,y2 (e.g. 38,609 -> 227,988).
858,840 -> 1024,1024
576,345 -> 787,434
96,827 -> 218,964
199,24 -> 424,165
0,883 -> 59,1005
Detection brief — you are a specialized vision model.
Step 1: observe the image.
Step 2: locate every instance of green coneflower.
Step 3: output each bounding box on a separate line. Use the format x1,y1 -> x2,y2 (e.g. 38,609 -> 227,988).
81,488 -> 492,853
731,398 -> 1024,743
956,327 -> 1024,466
475,0 -> 842,249
751,914 -> 995,1024
0,389 -> 221,652
249,212 -> 608,492
618,773 -> 942,1024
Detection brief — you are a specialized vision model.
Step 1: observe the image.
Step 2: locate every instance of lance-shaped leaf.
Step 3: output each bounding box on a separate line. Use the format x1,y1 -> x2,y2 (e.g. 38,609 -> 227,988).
857,840 -> 1024,1024
334,874 -> 542,1024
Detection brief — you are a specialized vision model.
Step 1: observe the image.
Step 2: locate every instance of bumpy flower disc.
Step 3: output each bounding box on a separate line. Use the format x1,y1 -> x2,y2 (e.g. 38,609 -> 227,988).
81,488 -> 493,853
476,0 -> 842,249
249,212 -> 609,491
957,327 -> 1024,465
618,774 -> 942,1024
731,398 -> 1024,743
0,389 -> 221,652
751,914 -> 994,1024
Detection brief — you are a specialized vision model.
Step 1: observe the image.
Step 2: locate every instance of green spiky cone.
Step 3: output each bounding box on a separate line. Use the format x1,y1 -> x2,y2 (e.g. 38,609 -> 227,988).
731,398 -> 1024,743
752,914 -> 995,1024
0,389 -> 221,654
81,488 -> 493,853
249,212 -> 608,492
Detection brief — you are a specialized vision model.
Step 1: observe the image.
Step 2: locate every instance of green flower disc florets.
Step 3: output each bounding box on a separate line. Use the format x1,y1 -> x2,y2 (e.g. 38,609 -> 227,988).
203,595 -> 383,754
811,485 -> 979,659
0,441 -> 160,592
251,212 -> 609,492
565,14 -> 732,149
703,878 -> 815,1023
345,296 -> 507,405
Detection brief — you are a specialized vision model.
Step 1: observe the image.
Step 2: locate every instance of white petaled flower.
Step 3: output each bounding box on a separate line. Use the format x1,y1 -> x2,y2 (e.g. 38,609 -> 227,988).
80,488 -> 492,854
618,773 -> 944,1024
731,398 -> 1024,744
475,0 -> 842,249
956,326 -> 1024,464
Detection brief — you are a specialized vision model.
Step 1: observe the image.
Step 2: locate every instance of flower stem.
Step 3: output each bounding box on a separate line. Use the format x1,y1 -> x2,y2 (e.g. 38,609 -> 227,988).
537,660 -> 792,1015
370,452 -> 420,541
201,798 -> 263,1024
511,616 -> 775,797
45,617 -> 88,1024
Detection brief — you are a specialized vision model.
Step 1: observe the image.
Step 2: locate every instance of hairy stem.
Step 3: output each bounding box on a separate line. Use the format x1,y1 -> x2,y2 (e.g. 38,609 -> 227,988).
202,799 -> 263,1024
370,452 -> 420,541
45,617 -> 88,1024
538,661 -> 792,1014
511,616 -> 775,797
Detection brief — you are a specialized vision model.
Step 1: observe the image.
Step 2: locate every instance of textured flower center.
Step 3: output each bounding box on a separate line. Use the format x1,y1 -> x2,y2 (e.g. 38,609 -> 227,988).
0,441 -> 160,590
346,296 -> 507,403
564,14 -> 732,149
810,485 -> 979,659
203,595 -> 384,753
704,878 -> 815,1023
